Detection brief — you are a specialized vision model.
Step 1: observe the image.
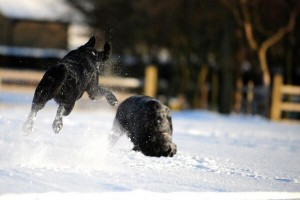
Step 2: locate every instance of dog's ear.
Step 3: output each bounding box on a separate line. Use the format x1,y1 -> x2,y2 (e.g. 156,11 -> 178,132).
84,36 -> 96,48
146,100 -> 160,110
103,41 -> 111,61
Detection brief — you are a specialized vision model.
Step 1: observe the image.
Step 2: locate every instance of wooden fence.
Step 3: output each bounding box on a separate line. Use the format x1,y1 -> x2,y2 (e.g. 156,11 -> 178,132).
0,65 -> 158,103
270,74 -> 300,123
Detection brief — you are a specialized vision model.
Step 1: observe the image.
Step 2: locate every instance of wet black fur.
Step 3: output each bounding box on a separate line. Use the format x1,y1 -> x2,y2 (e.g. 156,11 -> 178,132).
23,36 -> 117,134
110,95 -> 177,157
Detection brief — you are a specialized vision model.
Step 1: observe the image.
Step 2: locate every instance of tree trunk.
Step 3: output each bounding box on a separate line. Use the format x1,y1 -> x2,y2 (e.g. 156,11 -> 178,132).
258,45 -> 270,86
257,9 -> 298,86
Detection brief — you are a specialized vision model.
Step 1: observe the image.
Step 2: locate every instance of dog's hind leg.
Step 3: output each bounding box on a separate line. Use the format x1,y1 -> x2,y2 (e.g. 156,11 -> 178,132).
23,109 -> 37,134
23,77 -> 55,134
52,101 -> 75,134
52,104 -> 65,134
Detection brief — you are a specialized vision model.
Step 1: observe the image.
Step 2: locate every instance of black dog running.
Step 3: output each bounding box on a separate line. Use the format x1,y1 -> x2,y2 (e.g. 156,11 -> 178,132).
23,36 -> 118,134
110,95 -> 177,157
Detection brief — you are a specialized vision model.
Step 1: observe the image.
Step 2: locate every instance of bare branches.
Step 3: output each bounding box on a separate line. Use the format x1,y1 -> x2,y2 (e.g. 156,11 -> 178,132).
220,0 -> 299,86
240,0 -> 258,50
259,8 -> 299,85
261,9 -> 298,53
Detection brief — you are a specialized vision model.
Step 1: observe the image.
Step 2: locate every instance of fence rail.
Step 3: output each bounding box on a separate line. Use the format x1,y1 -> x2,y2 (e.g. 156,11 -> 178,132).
270,74 -> 300,123
0,66 -> 157,102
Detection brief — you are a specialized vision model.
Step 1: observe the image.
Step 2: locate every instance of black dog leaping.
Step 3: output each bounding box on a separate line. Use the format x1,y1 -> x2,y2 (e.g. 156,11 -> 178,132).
23,36 -> 118,134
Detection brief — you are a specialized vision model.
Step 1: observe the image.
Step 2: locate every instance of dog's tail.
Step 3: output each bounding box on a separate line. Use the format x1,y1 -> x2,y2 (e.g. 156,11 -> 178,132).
33,65 -> 67,103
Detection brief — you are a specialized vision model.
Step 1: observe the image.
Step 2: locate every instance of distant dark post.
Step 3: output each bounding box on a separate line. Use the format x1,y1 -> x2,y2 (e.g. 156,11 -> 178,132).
218,12 -> 233,114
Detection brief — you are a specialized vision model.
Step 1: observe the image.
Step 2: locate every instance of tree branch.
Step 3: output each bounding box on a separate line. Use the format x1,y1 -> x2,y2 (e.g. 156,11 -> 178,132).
240,0 -> 258,50
259,9 -> 299,86
260,9 -> 298,55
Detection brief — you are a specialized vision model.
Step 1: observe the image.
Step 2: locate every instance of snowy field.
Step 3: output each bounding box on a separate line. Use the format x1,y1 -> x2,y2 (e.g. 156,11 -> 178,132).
0,92 -> 300,200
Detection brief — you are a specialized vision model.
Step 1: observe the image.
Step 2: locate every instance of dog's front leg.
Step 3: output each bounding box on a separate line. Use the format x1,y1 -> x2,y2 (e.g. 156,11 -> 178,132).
88,86 -> 118,106
52,105 -> 65,134
101,87 -> 118,106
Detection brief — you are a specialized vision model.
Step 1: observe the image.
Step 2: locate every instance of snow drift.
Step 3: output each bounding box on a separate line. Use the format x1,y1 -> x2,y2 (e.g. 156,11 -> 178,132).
0,92 -> 300,199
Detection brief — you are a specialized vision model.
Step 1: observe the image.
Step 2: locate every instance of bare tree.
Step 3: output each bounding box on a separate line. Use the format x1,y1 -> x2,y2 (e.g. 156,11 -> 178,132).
221,0 -> 299,86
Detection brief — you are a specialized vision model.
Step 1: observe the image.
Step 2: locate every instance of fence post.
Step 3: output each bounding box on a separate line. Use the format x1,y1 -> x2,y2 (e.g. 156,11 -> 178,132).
144,65 -> 158,97
199,66 -> 208,109
270,74 -> 283,121
211,71 -> 218,110
234,78 -> 243,113
193,65 -> 208,108
246,81 -> 254,114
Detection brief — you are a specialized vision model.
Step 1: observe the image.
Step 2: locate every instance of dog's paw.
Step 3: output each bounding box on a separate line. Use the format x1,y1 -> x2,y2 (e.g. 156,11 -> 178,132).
23,119 -> 34,134
106,94 -> 118,106
52,119 -> 63,134
110,100 -> 118,106
162,143 -> 177,157
168,143 -> 177,157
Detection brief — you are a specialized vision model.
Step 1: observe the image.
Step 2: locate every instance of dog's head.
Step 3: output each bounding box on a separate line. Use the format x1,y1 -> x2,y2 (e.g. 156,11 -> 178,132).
137,98 -> 173,156
142,99 -> 173,142
79,36 -> 111,71
141,99 -> 176,157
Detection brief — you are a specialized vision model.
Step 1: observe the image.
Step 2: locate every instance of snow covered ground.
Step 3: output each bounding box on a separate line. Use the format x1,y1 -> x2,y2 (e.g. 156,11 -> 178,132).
0,92 -> 300,199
